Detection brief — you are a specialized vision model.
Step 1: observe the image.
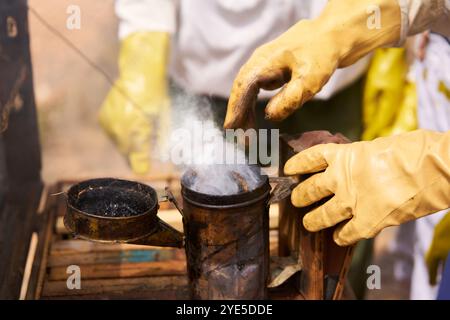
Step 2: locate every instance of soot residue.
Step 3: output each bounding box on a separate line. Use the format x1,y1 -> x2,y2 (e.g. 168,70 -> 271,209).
74,186 -> 152,217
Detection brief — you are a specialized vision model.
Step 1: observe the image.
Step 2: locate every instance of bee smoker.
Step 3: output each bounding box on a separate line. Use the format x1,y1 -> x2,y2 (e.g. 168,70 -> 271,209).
180,172 -> 271,300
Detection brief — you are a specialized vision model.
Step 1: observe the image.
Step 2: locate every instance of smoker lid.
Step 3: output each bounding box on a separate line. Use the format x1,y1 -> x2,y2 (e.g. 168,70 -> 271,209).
181,167 -> 270,207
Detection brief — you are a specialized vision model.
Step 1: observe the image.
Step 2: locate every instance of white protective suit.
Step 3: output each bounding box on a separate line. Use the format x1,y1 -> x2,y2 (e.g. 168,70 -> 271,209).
410,33 -> 450,300
114,0 -> 369,99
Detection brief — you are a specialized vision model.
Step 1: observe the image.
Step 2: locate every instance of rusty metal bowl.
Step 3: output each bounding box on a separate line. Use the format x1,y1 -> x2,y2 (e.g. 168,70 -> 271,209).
64,178 -> 183,247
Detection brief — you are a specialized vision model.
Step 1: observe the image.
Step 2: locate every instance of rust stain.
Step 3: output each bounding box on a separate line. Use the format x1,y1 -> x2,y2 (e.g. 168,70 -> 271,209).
182,174 -> 271,299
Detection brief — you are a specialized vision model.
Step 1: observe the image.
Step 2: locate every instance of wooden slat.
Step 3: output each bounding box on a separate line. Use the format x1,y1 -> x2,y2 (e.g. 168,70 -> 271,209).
0,184 -> 42,299
26,183 -> 59,299
19,232 -> 38,299
48,261 -> 187,281
48,248 -> 186,267
50,240 -> 166,255
41,276 -> 188,298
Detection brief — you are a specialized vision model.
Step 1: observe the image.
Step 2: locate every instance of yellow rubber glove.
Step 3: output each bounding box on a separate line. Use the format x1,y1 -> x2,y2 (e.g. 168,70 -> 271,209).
224,0 -> 402,129
426,210 -> 450,285
284,129 -> 450,246
362,48 -> 409,141
99,32 -> 170,174
379,80 -> 417,137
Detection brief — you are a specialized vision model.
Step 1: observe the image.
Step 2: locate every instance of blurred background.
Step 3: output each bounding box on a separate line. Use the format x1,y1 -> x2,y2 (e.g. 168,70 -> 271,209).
29,0 -> 132,183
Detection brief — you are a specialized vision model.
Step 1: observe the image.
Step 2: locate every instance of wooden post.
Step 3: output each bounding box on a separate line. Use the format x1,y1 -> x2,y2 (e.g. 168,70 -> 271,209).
278,132 -> 354,300
0,0 -> 43,299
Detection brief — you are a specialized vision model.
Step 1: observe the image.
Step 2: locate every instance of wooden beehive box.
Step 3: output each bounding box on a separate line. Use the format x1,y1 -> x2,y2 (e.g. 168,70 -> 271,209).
277,133 -> 354,300
27,178 -> 189,299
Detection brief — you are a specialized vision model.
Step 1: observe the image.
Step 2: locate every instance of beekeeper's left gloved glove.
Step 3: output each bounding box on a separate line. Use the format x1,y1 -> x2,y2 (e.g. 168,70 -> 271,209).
99,31 -> 170,174
362,48 -> 416,141
224,0 -> 402,129
224,0 -> 449,130
284,129 -> 450,246
426,210 -> 450,285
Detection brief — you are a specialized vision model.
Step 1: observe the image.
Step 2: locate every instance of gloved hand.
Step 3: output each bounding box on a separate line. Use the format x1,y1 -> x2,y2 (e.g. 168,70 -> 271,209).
284,129 -> 450,246
426,210 -> 450,285
99,31 -> 170,174
224,0 -> 402,129
362,48 -> 412,141
380,80 -> 417,137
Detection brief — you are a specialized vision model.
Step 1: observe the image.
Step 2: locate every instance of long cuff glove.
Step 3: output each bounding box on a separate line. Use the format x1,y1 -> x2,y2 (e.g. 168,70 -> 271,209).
426,210 -> 450,285
224,0 -> 449,130
99,31 -> 170,174
224,0 -> 402,129
284,129 -> 450,246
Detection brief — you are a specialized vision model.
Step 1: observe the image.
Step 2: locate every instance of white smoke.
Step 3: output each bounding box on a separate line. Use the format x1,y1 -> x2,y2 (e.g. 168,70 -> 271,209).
166,92 -> 263,195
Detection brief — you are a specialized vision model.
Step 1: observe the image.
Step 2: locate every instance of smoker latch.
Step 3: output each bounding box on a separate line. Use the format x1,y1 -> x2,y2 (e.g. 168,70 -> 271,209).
268,176 -> 300,205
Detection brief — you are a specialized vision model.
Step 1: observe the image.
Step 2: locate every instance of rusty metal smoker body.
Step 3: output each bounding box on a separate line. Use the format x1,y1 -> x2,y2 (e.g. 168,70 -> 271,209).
181,175 -> 271,299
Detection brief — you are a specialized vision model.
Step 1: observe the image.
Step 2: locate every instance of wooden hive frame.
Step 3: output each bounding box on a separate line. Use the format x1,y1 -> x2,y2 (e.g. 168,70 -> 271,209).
277,134 -> 354,300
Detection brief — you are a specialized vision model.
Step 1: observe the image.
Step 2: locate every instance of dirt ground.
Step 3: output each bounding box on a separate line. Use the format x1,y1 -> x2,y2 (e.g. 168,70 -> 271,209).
28,0 -> 415,300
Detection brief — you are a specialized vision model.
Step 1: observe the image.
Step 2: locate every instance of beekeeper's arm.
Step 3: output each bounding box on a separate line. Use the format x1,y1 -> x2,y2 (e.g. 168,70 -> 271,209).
285,0 -> 450,247
99,0 -> 176,174
224,0 -> 450,129
224,0 -> 450,246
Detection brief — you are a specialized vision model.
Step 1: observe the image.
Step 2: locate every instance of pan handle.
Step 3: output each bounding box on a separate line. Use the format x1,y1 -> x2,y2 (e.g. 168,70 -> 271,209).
161,187 -> 184,218
130,188 -> 185,248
